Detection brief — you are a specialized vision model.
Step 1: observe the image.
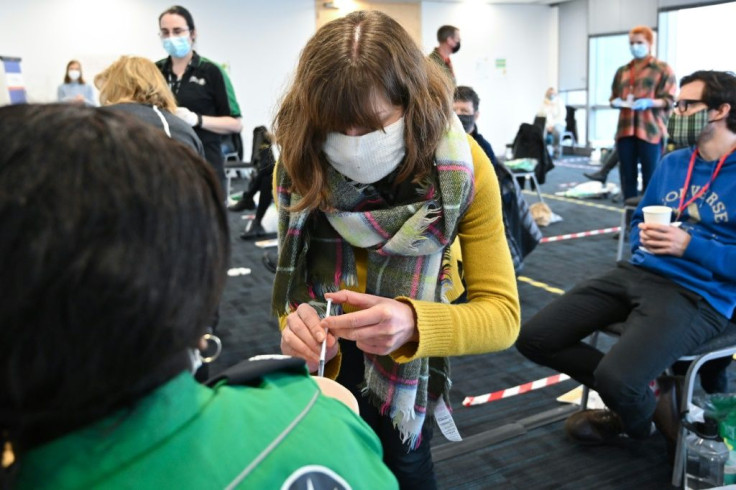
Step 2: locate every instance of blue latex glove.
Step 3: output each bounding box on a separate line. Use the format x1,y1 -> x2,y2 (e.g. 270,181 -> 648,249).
632,98 -> 654,111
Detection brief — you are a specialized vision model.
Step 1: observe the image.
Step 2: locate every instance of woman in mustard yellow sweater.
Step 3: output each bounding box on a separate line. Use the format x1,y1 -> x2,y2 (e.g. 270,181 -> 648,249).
271,11 -> 520,489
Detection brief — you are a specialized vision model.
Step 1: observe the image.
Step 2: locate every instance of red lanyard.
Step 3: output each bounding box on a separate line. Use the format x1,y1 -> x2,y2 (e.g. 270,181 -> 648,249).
676,148 -> 734,217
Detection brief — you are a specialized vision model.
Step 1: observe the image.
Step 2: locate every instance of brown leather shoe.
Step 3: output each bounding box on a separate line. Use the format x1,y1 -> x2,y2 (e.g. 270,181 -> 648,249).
652,375 -> 684,463
565,409 -> 626,445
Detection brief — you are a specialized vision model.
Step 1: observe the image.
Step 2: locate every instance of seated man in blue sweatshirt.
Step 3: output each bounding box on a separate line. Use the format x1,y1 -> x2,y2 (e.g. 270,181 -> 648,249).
516,70 -> 736,457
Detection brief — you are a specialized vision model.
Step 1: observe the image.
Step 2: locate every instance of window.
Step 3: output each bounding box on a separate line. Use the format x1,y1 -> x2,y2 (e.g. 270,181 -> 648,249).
658,2 -> 736,80
587,33 -> 631,148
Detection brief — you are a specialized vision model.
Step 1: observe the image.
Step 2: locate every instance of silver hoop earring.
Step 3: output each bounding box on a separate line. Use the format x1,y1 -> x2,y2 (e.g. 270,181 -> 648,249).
199,333 -> 222,363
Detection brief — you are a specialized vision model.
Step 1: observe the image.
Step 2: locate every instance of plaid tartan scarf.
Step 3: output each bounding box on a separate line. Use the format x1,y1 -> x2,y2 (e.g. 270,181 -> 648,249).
272,116 -> 474,447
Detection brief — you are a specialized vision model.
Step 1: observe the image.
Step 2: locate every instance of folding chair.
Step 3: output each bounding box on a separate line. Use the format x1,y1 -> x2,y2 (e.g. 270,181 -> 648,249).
512,170 -> 544,205
222,132 -> 255,202
509,122 -> 554,203
578,322 -> 736,488
672,329 -> 736,487
558,130 -> 576,159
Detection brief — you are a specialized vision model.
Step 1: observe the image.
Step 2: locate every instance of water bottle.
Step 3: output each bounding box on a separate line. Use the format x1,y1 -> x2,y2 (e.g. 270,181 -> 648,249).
724,452 -> 736,485
685,417 -> 730,489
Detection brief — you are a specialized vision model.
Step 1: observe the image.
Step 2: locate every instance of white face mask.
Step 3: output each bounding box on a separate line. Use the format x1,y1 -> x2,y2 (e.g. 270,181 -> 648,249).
68,69 -> 81,81
323,117 -> 406,184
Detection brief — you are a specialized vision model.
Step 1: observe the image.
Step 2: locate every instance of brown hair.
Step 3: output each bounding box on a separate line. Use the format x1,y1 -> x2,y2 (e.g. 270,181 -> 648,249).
629,25 -> 654,45
437,25 -> 459,44
64,60 -> 85,84
273,10 -> 453,211
95,56 -> 177,112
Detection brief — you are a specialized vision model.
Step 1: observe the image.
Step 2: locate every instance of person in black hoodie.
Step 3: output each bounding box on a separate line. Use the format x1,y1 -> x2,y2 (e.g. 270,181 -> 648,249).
229,126 -> 276,240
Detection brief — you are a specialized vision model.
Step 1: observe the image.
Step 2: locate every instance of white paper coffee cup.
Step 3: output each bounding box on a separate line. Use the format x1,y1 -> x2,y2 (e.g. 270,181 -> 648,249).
642,205 -> 672,225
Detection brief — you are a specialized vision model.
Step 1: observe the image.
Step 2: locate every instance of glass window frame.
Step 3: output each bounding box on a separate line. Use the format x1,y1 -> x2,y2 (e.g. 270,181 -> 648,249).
586,31 -> 636,149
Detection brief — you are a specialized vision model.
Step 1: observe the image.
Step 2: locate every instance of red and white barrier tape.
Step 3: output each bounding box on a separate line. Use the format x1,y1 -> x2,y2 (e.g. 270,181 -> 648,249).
463,373 -> 571,407
540,226 -> 620,243
554,161 -> 597,170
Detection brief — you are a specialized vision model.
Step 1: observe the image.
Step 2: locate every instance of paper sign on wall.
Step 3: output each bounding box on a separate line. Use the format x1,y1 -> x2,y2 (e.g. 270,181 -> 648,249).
495,57 -> 507,76
0,56 -> 28,105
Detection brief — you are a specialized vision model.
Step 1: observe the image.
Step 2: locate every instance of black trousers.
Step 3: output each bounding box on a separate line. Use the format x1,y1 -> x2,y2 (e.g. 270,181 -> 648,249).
516,262 -> 729,438
244,164 -> 274,225
337,340 -> 437,490
202,142 -> 226,195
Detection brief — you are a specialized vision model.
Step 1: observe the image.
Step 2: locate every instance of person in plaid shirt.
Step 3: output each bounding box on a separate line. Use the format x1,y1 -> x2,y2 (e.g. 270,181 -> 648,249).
610,25 -> 676,201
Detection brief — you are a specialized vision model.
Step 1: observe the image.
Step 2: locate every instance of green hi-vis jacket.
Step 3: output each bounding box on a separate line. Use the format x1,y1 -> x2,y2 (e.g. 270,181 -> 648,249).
17,368 -> 398,489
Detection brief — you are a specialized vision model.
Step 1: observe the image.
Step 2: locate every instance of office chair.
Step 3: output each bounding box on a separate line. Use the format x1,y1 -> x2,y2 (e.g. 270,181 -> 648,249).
221,132 -> 254,202
510,123 -> 554,203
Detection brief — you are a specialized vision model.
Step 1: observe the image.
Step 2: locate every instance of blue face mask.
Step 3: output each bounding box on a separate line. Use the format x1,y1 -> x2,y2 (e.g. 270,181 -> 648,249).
162,35 -> 191,58
630,42 -> 649,59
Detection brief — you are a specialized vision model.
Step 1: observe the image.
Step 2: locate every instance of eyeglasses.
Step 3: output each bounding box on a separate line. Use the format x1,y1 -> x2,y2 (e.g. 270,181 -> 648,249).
159,28 -> 189,38
673,99 -> 707,113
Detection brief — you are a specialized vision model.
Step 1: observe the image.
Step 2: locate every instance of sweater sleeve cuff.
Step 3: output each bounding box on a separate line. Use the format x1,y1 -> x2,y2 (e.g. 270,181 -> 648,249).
682,233 -> 707,262
390,297 -> 456,363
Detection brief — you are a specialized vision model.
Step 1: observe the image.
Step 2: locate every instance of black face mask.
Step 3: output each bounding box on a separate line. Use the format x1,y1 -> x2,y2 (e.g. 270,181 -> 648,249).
452,41 -> 461,54
457,114 -> 475,133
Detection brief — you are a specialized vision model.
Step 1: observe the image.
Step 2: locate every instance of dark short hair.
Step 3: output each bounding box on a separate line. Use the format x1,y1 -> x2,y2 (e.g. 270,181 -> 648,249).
0,104 -> 228,456
437,25 -> 458,43
159,5 -> 196,37
454,85 -> 480,112
680,70 -> 736,133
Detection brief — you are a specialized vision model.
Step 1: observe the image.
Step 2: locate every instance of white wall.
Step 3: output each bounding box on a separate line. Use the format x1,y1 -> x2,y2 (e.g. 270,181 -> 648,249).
422,2 -> 558,153
0,0 -> 315,153
558,0 -> 587,91
2,0 -> 561,155
588,0 -> 658,35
